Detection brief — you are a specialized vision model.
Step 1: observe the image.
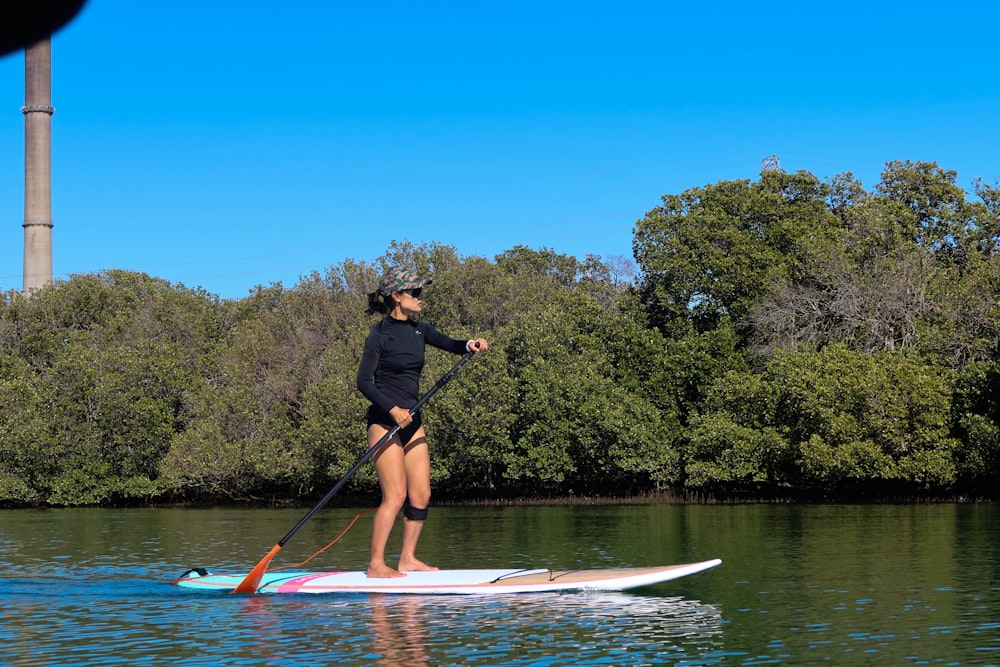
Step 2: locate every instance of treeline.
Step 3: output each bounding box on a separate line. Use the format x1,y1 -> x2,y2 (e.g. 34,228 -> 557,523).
2,160 -> 999,506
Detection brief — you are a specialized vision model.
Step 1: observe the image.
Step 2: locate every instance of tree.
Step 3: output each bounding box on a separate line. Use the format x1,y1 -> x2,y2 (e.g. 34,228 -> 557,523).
873,160 -> 970,250
684,346 -> 959,491
502,295 -> 680,495
634,170 -> 839,338
749,162 -> 1000,367
0,356 -> 56,503
0,271 -> 226,504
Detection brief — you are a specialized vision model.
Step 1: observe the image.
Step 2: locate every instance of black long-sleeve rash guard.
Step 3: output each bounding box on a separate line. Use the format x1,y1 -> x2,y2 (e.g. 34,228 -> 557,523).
357,316 -> 469,414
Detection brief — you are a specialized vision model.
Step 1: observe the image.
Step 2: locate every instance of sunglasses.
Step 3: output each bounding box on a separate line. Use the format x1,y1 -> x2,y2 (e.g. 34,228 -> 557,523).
399,287 -> 423,298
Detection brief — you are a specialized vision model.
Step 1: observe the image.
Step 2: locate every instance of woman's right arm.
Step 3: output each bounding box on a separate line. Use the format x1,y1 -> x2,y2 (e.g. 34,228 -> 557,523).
356,332 -> 396,413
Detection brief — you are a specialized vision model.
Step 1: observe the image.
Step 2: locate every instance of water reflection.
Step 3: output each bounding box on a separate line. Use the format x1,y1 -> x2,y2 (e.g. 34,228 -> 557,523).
357,592 -> 724,666
367,595 -> 430,666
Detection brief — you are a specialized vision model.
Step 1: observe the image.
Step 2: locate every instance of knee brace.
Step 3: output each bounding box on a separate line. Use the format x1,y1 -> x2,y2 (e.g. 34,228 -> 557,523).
402,500 -> 429,521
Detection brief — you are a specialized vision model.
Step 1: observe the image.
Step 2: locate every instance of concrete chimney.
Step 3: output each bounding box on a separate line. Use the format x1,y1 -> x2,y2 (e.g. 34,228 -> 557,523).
22,37 -> 54,292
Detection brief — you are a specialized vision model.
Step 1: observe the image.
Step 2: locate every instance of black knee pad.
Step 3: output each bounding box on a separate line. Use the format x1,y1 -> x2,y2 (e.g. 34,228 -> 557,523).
402,500 -> 429,521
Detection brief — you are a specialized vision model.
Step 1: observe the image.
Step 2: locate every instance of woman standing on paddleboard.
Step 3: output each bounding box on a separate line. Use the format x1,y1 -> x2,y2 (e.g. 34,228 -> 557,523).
358,266 -> 488,578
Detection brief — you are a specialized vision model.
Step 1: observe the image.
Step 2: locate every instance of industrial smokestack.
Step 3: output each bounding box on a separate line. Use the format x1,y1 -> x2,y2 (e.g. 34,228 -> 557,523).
22,37 -> 54,292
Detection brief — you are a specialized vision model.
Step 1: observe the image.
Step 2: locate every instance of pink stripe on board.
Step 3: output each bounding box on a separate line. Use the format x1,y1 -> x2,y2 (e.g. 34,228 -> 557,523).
273,572 -> 349,593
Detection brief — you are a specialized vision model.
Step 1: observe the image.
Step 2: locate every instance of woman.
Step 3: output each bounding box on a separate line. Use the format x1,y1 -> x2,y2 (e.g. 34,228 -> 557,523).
357,266 -> 488,578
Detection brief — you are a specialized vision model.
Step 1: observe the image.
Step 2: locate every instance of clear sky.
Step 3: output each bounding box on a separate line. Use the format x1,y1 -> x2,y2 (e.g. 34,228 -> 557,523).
1,0 -> 997,300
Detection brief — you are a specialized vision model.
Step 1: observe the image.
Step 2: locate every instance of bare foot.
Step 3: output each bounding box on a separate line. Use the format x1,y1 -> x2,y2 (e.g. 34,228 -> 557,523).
367,563 -> 406,578
398,557 -> 439,573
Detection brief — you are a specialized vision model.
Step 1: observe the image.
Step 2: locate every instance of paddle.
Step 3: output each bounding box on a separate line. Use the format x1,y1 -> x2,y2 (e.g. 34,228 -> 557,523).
233,347 -> 479,593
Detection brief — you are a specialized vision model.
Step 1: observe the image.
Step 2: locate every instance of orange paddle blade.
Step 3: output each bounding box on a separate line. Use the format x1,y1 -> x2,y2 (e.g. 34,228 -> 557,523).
233,543 -> 282,594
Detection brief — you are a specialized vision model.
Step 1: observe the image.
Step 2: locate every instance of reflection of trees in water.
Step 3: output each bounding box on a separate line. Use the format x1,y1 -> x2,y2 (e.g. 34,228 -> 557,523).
363,593 -> 724,666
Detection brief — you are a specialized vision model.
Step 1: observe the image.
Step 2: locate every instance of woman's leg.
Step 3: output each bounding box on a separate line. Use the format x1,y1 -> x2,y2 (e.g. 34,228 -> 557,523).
398,429 -> 437,572
368,424 -> 407,578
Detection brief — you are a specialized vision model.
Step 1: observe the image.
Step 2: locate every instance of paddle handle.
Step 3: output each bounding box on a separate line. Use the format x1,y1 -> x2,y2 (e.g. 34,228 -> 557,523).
276,348 -> 477,548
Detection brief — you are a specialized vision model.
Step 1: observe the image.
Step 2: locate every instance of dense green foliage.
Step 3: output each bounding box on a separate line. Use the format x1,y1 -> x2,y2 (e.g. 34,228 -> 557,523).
2,161 -> 999,505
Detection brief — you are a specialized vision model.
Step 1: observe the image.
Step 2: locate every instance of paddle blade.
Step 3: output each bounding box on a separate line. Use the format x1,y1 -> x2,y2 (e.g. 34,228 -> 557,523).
233,543 -> 282,594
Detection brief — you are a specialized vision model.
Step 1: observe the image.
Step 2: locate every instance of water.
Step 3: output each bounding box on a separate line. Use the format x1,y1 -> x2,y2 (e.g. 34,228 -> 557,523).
1,504 -> 999,665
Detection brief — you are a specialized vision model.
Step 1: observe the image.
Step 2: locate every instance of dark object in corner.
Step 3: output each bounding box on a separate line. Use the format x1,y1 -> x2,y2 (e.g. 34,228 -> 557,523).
0,1 -> 87,57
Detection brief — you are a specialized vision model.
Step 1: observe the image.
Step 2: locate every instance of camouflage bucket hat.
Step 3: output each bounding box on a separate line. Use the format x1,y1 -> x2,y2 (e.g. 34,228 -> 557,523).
378,266 -> 432,296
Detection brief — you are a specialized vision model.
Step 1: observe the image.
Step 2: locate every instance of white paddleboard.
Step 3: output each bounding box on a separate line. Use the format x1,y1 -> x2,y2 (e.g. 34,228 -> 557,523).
174,558 -> 721,595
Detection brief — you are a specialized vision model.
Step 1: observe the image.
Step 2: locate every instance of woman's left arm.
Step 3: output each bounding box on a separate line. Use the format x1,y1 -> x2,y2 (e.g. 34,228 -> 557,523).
423,323 -> 487,354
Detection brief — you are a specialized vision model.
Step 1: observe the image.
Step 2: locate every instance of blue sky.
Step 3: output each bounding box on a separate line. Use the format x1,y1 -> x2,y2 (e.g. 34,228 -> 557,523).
1,0 -> 997,300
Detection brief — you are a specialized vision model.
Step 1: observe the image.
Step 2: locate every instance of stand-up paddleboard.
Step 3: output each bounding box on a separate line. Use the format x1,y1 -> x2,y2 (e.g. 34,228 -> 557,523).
174,558 -> 721,595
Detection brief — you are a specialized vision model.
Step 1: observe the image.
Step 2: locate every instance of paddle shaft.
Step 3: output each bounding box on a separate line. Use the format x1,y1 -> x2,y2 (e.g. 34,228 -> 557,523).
275,348 -> 476,548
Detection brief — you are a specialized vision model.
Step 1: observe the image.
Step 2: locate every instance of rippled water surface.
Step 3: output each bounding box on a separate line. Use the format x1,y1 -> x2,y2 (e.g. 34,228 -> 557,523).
1,504 -> 999,665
